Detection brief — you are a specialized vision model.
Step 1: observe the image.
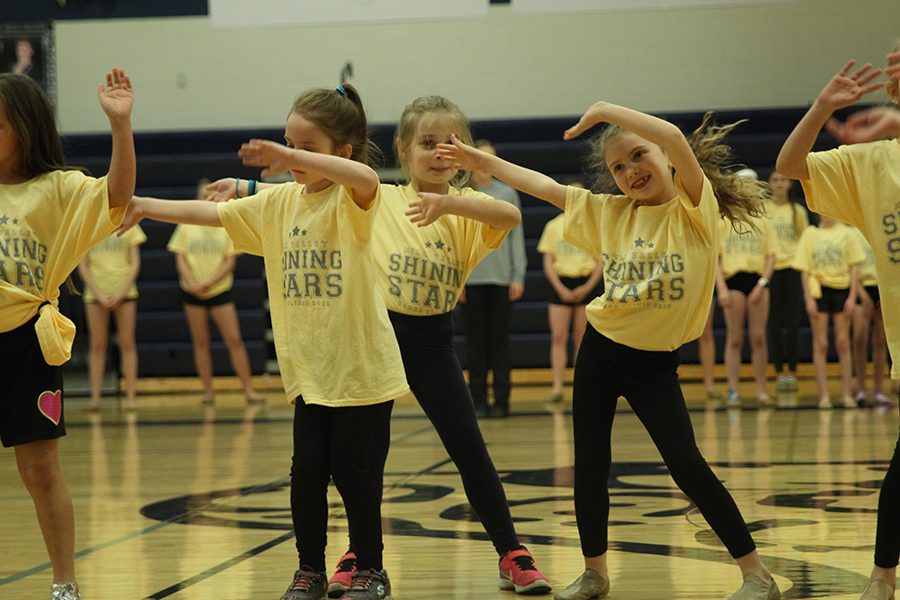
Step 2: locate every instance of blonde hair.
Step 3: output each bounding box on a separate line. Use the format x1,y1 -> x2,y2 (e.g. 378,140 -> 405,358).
586,113 -> 768,226
291,84 -> 380,168
394,95 -> 474,187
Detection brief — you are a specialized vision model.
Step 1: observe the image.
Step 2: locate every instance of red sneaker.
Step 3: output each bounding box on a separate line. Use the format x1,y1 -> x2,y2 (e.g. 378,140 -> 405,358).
499,546 -> 552,595
327,551 -> 357,598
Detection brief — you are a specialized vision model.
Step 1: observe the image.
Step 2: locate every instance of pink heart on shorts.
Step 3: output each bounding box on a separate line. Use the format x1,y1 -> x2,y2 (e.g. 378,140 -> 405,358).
37,390 -> 63,425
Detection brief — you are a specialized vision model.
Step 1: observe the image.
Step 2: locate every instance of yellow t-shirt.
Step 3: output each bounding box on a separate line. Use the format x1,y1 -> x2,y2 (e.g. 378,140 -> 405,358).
537,214 -> 599,277
167,224 -> 238,299
802,139 -> 900,378
564,174 -> 719,351
0,171 -> 126,364
83,226 -> 146,302
791,224 -> 866,294
372,184 -> 508,316
718,214 -> 776,279
848,226 -> 878,287
217,182 -> 408,406
764,200 -> 809,270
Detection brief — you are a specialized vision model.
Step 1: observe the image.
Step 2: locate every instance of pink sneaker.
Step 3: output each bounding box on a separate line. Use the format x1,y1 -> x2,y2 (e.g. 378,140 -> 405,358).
327,551 -> 357,598
498,546 -> 552,594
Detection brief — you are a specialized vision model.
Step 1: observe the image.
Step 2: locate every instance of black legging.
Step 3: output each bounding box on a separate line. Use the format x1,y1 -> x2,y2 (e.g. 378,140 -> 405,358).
572,326 -> 756,559
768,268 -> 803,373
875,412 -> 900,568
389,310 -> 520,555
290,397 -> 393,572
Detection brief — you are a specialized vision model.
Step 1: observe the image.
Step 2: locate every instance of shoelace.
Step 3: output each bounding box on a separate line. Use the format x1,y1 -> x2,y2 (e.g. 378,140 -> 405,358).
289,571 -> 320,592
511,555 -> 538,572
349,571 -> 382,591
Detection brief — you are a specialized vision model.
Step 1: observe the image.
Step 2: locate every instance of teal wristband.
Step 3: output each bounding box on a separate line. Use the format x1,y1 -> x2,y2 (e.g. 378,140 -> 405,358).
248,179 -> 257,196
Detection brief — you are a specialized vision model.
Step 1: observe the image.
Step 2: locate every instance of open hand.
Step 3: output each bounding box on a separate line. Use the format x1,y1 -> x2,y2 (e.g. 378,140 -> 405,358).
564,101 -> 609,140
239,140 -> 296,178
98,68 -> 133,122
816,60 -> 884,111
205,178 -> 240,202
826,107 -> 900,143
116,197 -> 143,237
406,192 -> 447,227
436,134 -> 487,172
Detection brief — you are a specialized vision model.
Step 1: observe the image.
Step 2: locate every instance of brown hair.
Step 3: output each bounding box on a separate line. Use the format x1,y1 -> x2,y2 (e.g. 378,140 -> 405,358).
586,113 -> 768,226
290,84 -> 380,168
888,38 -> 900,101
394,95 -> 475,187
0,73 -> 83,179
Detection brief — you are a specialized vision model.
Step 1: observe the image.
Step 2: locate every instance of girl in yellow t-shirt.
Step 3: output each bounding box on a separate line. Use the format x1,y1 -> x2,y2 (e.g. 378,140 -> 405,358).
441,102 -> 778,600
716,210 -> 777,407
849,226 -> 891,406
0,69 -> 135,600
777,45 -> 900,600
166,181 -> 263,406
538,208 -> 604,404
764,171 -> 809,392
792,218 -> 864,408
121,85 -> 408,599
78,225 -> 145,411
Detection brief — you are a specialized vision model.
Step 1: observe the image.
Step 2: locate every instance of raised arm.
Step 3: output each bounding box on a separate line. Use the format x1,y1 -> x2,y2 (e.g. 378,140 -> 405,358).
777,61 -> 884,179
436,136 -> 568,210
406,192 -> 521,230
565,101 -> 705,205
238,140 -> 378,209
97,68 -> 136,209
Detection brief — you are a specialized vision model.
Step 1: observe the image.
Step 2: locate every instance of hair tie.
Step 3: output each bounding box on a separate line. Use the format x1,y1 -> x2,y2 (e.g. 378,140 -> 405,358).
336,85 -> 347,97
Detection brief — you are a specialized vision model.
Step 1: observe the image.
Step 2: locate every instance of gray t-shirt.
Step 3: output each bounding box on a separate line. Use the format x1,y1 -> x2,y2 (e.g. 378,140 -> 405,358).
466,179 -> 527,286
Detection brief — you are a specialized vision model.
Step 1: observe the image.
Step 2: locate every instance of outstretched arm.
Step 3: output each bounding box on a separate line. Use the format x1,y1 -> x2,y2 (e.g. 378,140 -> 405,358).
118,196 -> 222,236
436,136 -> 568,210
238,140 -> 378,209
777,61 -> 884,179
564,101 -> 706,205
205,177 -> 279,202
98,68 -> 136,209
406,192 -> 521,230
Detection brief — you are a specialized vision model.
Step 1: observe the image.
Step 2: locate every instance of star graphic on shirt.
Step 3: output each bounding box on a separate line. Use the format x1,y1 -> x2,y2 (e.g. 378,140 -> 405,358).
301,228 -> 308,236
291,226 -> 300,237
0,214 -> 8,225
11,218 -> 18,225
648,242 -> 655,249
425,241 -> 432,249
634,238 -> 645,248
434,240 -> 445,250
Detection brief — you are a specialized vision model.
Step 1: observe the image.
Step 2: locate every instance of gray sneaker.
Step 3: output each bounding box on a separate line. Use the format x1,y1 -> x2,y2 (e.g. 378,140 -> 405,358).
859,579 -> 896,600
729,573 -> 780,600
51,583 -> 81,600
554,569 -> 609,600
281,567 -> 327,600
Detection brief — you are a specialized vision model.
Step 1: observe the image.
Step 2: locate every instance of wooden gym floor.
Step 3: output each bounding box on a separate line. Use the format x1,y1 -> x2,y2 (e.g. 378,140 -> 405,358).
0,367 -> 897,599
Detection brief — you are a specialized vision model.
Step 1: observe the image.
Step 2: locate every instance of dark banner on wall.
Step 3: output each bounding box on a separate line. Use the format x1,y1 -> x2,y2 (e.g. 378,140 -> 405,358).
0,22 -> 56,104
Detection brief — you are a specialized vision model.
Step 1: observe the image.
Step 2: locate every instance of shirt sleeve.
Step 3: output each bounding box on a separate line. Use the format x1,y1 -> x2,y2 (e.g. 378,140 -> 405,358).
845,229 -> 866,265
678,173 -> 719,248
801,147 -> 867,229
791,230 -> 811,272
563,186 -> 608,257
166,225 -> 186,254
217,194 -> 266,256
342,184 -> 379,246
129,225 -> 147,246
537,220 -> 555,254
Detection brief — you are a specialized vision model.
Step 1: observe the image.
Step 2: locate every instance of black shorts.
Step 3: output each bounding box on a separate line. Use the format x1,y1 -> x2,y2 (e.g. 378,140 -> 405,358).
549,276 -> 603,306
725,271 -> 759,296
0,317 -> 66,447
817,286 -> 850,314
180,289 -> 234,308
858,284 -> 880,306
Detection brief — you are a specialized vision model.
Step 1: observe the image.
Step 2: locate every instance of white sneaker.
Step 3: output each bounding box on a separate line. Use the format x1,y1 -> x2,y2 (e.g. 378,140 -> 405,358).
728,574 -> 780,600
51,583 -> 81,600
859,578 -> 895,600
